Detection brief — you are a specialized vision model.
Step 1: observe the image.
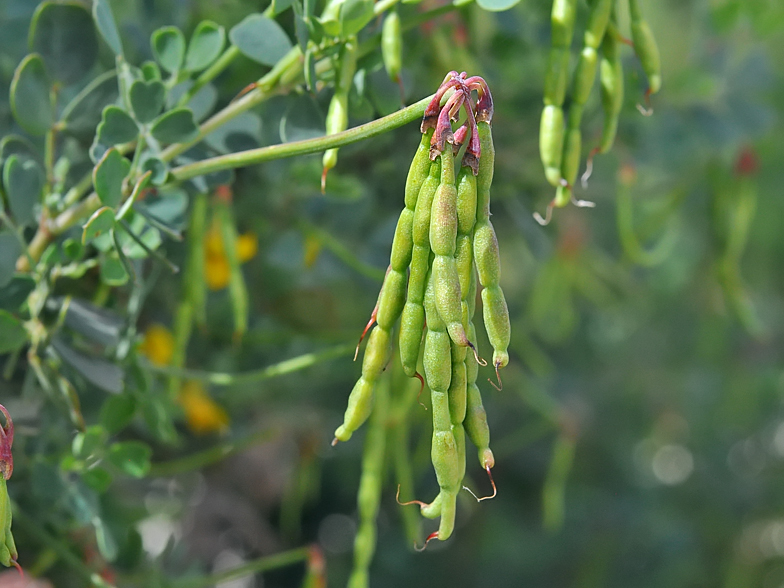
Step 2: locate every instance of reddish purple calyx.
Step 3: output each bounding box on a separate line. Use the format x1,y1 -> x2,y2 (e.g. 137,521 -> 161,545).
0,405 -> 14,480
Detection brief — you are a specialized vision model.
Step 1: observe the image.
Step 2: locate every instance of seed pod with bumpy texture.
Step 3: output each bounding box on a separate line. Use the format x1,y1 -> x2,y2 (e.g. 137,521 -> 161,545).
381,10 -> 402,83
475,121 -> 510,370
628,0 -> 661,96
598,25 -> 624,154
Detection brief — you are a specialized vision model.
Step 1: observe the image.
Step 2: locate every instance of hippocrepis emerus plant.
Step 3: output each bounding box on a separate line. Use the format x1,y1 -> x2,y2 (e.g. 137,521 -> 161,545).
0,0 -> 664,585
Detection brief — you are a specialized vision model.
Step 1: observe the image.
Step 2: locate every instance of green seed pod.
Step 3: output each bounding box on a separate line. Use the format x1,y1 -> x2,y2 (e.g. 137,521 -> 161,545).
405,129 -> 436,210
423,329 -> 452,397
543,48 -> 571,107
347,374 -> 388,588
322,37 -> 358,187
381,10 -> 402,83
550,0 -> 578,48
584,0 -> 613,50
476,122 -> 495,219
375,269 -> 406,330
215,198 -> 249,341
629,0 -> 661,95
389,209 -> 414,273
334,326 -> 391,442
598,30 -> 624,154
435,489 -> 458,541
456,167 -> 478,241
448,346 -> 467,424
481,286 -> 510,369
0,478 -> 17,570
540,105 -> 565,187
473,223 -> 501,289
561,124 -> 582,190
572,48 -> 598,106
465,382 -> 494,470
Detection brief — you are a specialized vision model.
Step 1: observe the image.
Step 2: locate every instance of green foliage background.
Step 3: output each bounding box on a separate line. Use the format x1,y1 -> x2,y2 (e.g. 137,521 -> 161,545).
1,0 -> 784,587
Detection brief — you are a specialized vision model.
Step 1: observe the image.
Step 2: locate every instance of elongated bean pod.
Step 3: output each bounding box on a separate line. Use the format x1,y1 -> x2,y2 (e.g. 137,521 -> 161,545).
215,198 -> 249,341
555,0 -> 612,204
597,25 -> 624,154
628,0 -> 661,96
423,270 -> 460,541
464,321 -> 495,471
322,37 -> 358,191
347,374 -> 389,588
399,160 -> 441,377
540,0 -> 577,187
381,10 -> 402,83
431,144 -> 474,350
475,122 -> 510,370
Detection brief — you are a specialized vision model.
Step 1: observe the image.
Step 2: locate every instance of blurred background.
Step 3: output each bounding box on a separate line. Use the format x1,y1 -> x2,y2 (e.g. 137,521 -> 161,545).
2,0 -> 784,587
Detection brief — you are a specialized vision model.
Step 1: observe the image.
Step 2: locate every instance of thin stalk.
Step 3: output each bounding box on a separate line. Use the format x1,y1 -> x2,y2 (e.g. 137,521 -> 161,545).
172,547 -> 310,588
170,93 -> 434,181
149,426 -> 278,477
298,219 -> 385,282
11,501 -> 116,588
176,45 -> 241,109
144,342 -> 354,386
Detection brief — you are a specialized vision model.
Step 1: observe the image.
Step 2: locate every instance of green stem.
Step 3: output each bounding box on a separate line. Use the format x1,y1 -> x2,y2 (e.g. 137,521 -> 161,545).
149,427 -> 278,477
172,547 -> 310,588
298,219 -> 385,282
145,342 -> 354,386
176,46 -> 241,109
11,501 -> 116,588
170,93 -> 433,181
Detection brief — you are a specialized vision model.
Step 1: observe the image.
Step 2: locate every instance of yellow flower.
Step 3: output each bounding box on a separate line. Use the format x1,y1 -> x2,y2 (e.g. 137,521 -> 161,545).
178,381 -> 230,435
205,255 -> 231,291
204,223 -> 257,291
140,324 -> 174,366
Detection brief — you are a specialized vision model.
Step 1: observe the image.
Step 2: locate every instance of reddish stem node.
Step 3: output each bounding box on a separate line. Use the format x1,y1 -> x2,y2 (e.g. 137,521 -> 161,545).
354,303 -> 379,361
414,372 -> 428,410
468,342 -> 487,367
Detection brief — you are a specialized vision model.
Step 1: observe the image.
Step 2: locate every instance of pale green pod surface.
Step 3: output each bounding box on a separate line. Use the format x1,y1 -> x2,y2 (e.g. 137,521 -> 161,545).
599,32 -> 623,153
423,330 -> 452,394
389,208 -> 414,272
361,327 -> 391,376
473,221 -> 501,287
436,489 -> 458,540
452,422 -> 467,483
456,168 -> 478,236
431,429 -> 460,490
448,360 -> 467,424
322,93 -> 348,171
399,302 -> 425,377
465,382 -> 493,467
455,235 -> 474,296
421,492 -> 442,519
407,245 -> 431,304
482,286 -> 510,368
351,525 -> 376,572
334,378 -> 374,442
429,182 -> 458,257
468,269 -> 478,318
585,0 -> 613,49
476,122 -> 495,219
357,465 -> 382,520
631,20 -> 661,94
572,47 -> 598,106
347,571 -> 369,588
381,10 -> 402,82
412,164 -> 441,246
465,328 -> 479,384
375,270 -> 406,330
540,105 -> 565,187
405,129 -> 436,210
433,256 -> 470,347
424,266 -> 446,331
544,47 -> 571,107
554,184 -> 571,208
561,126 -> 582,188
551,0 -> 578,48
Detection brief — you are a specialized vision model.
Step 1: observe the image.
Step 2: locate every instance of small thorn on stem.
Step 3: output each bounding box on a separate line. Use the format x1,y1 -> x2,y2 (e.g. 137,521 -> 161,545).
534,201 -> 555,226
354,305 -> 378,361
488,361 -> 503,391
232,83 -> 257,104
396,484 -> 428,508
414,372 -> 428,410
468,342 -> 487,367
581,147 -> 600,189
414,531 -> 439,552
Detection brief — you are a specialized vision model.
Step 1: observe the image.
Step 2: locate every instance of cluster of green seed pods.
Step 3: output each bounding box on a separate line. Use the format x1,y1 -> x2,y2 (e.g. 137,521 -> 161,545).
0,406 -> 20,574
536,0 -> 662,225
335,72 -> 509,547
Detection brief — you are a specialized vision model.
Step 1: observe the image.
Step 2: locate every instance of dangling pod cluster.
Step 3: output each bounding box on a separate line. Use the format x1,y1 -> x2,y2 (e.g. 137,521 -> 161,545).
334,72 -> 510,547
536,0 -> 662,225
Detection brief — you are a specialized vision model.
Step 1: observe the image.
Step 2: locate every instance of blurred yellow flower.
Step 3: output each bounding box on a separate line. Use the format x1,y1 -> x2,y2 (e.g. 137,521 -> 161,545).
140,324 -> 174,366
303,234 -> 323,269
204,224 -> 257,291
178,380 -> 230,435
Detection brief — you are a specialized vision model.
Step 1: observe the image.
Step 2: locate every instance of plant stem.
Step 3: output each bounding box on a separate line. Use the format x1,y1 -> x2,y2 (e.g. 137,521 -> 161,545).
149,426 -> 278,477
176,46 -> 241,109
172,547 -> 311,588
145,342 -> 354,386
298,219 -> 386,282
11,501 -> 116,588
170,93 -> 433,181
